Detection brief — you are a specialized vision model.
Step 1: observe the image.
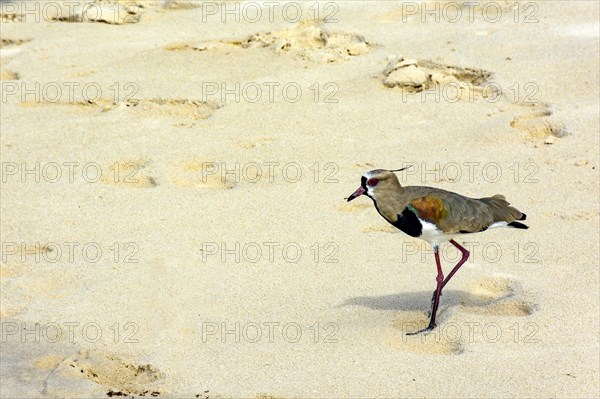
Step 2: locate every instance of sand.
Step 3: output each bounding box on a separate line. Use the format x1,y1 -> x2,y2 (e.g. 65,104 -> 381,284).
1,0 -> 599,397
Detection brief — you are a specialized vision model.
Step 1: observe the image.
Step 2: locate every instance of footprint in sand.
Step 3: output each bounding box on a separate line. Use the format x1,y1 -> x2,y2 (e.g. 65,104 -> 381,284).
389,311 -> 465,355
45,351 -> 164,397
20,98 -> 221,122
49,1 -> 142,24
361,225 -> 397,234
1,0 -> 142,24
172,160 -> 237,190
165,21 -> 372,64
114,98 -> 222,121
381,56 -> 569,138
0,70 -> 19,81
459,276 -> 537,316
335,202 -> 370,213
0,13 -> 23,23
382,56 -> 493,98
552,210 -> 598,221
390,276 -> 536,354
510,102 -> 569,141
1,38 -> 31,48
100,159 -> 159,188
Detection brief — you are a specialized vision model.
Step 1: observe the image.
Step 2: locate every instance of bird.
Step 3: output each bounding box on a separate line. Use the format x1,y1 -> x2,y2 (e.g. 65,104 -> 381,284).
346,167 -> 528,335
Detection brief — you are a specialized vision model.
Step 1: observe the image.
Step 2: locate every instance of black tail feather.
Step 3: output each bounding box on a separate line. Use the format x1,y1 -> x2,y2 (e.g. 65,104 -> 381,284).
508,221 -> 528,229
518,213 -> 527,221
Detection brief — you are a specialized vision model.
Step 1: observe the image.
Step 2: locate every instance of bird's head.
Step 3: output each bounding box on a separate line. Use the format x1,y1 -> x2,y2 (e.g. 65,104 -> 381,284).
346,168 -> 408,202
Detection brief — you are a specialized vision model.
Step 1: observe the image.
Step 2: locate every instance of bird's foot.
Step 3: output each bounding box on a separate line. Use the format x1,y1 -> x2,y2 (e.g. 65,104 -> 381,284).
406,323 -> 437,336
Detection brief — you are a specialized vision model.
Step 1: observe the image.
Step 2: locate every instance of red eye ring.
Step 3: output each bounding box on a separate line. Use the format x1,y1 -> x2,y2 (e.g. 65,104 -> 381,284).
367,178 -> 379,186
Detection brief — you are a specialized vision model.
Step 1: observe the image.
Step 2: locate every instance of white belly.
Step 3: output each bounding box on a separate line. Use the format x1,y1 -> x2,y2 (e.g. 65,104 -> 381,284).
418,219 -> 509,247
419,219 -> 454,247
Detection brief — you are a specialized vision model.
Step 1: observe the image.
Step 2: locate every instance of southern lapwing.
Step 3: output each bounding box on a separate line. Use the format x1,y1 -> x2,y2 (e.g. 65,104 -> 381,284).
347,168 -> 528,335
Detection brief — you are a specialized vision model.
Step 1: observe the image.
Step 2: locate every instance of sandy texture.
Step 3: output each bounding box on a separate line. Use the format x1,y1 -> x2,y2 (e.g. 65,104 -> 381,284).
1,0 -> 599,398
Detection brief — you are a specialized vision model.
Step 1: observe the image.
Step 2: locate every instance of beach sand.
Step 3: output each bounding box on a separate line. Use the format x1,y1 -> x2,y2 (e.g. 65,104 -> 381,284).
1,0 -> 599,397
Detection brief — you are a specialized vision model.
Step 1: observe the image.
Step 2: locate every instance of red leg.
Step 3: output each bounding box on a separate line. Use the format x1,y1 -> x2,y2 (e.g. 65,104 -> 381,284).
441,239 -> 470,290
429,248 -> 444,327
407,241 -> 470,335
407,245 -> 444,335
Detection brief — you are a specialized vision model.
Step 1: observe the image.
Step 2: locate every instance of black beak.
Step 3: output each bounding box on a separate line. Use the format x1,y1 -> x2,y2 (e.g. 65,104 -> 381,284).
346,186 -> 367,202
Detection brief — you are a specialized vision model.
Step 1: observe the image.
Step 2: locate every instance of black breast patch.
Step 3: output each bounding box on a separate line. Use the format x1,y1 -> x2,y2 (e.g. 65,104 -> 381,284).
391,207 -> 423,238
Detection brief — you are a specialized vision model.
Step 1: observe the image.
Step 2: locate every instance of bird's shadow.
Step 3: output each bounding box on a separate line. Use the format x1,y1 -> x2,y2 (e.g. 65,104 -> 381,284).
340,289 -> 512,312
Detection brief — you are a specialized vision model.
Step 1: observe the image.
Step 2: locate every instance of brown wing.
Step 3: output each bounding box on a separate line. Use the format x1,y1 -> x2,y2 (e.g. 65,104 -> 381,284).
403,186 -> 526,233
407,192 -> 494,233
408,196 -> 448,225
